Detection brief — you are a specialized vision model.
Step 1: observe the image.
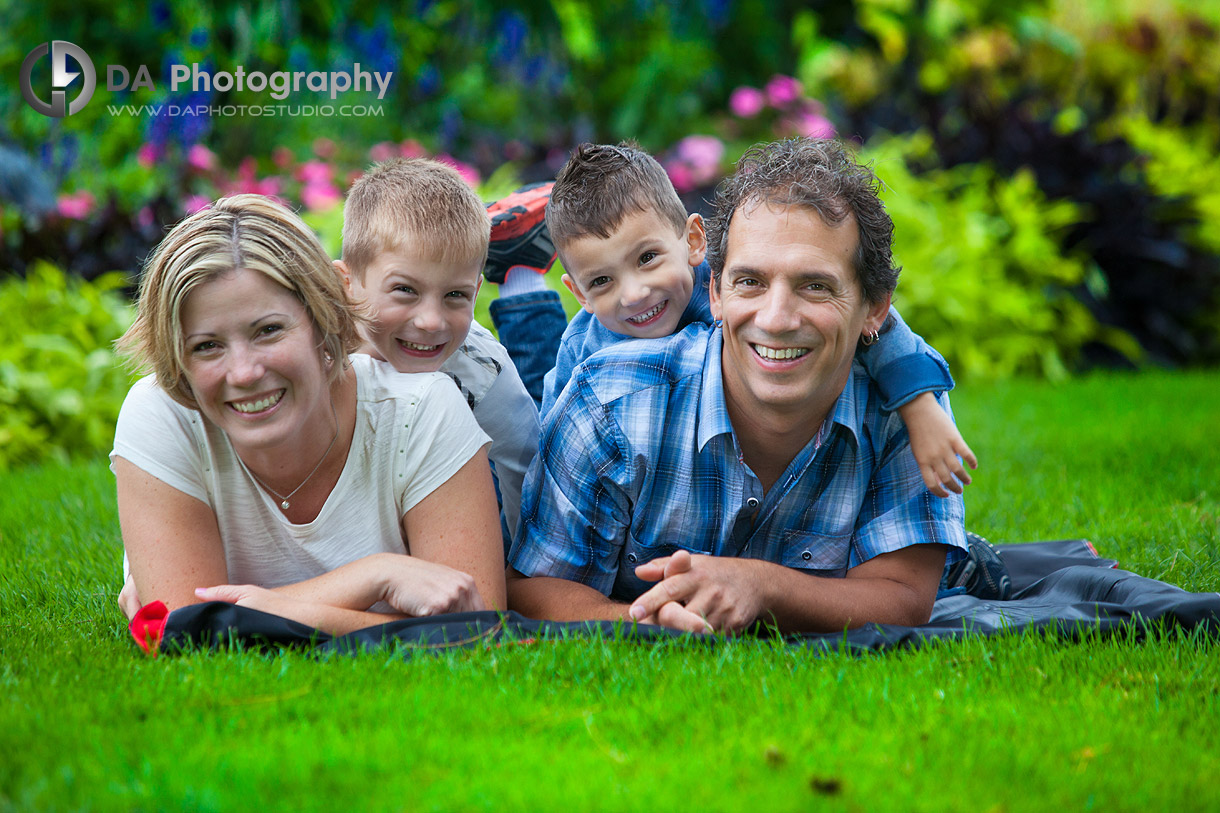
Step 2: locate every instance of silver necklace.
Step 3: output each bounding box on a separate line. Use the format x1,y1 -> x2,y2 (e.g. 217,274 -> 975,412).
248,398 -> 339,511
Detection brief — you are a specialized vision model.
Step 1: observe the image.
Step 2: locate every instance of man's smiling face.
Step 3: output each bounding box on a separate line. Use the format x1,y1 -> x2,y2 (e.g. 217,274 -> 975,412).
710,200 -> 890,428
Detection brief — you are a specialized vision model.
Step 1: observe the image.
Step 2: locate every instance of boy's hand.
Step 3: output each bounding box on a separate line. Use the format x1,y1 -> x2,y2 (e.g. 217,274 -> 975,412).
897,393 -> 978,498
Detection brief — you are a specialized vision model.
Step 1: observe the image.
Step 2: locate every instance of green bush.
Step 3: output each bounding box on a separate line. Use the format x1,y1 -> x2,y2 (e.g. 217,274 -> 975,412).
0,264 -> 135,470
865,133 -> 1138,380
1118,116 -> 1220,256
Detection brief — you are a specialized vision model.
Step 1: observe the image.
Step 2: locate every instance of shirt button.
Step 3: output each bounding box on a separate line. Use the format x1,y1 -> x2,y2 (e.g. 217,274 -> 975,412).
801,551 -> 812,561
626,553 -> 638,563
746,497 -> 759,509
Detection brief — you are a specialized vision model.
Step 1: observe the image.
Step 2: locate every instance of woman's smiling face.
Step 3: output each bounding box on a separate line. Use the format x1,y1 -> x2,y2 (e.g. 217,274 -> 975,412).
180,267 -> 332,454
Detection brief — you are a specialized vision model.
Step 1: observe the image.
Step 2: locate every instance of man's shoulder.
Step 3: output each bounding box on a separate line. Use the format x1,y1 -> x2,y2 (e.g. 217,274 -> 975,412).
841,361 -> 905,436
572,324 -> 713,407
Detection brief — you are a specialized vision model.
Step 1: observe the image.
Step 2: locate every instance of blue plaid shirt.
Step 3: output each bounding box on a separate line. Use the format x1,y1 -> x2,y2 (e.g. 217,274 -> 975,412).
509,324 -> 967,602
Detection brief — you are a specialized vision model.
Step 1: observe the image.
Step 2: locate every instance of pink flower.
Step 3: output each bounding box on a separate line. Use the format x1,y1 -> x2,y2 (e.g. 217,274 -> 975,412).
296,160 -> 333,185
399,139 -> 427,158
137,143 -> 159,168
56,191 -> 95,220
238,156 -> 258,182
672,135 -> 727,188
313,138 -> 337,159
228,157 -> 283,197
273,147 -> 295,169
729,86 -> 765,118
765,75 -> 802,108
255,177 -> 282,197
664,160 -> 695,194
301,182 -> 342,211
370,141 -> 398,162
183,195 -> 211,215
137,206 -> 156,228
792,110 -> 836,139
678,134 -> 722,169
187,144 -> 216,172
434,154 -> 481,187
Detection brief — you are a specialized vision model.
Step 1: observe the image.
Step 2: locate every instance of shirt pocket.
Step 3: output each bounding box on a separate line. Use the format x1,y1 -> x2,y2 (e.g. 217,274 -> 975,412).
779,528 -> 853,578
609,531 -> 707,602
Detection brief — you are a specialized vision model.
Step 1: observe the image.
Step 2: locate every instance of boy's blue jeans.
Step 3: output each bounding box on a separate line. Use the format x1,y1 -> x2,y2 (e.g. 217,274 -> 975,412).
488,291 -> 568,409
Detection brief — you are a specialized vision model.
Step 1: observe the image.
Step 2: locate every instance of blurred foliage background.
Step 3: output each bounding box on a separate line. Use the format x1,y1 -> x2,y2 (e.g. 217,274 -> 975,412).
2,0 -> 1219,466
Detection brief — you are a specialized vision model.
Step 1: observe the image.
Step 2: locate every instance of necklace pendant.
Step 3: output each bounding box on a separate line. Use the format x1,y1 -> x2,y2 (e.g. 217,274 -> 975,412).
280,500 -> 291,510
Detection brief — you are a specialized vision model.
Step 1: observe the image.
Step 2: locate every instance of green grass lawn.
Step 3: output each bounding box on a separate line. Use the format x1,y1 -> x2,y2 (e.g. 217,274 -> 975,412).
2,369 -> 1218,811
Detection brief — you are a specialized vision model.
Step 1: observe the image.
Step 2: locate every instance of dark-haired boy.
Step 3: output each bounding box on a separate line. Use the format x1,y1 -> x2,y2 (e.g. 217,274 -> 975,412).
488,142 -> 975,496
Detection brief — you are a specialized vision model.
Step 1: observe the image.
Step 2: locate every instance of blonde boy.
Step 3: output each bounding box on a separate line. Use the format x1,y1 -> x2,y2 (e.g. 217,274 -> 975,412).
336,159 -> 538,544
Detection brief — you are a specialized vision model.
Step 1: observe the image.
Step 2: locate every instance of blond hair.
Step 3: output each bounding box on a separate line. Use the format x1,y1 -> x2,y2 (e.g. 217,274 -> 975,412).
118,194 -> 364,408
341,158 -> 490,279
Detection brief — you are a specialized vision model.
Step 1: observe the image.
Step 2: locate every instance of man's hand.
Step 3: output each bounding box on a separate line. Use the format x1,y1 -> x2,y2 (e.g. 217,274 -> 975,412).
629,550 -> 767,633
897,392 -> 978,497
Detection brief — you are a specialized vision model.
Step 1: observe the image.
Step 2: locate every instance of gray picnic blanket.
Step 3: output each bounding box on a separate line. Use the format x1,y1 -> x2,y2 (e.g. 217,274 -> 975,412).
149,540 -> 1220,656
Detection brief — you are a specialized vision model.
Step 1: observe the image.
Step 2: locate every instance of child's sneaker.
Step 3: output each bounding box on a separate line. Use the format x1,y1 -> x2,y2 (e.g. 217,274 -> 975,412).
945,531 -> 1013,600
484,181 -> 557,284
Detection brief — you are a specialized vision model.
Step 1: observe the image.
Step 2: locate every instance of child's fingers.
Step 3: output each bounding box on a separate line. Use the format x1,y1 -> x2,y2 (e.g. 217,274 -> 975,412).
935,460 -> 965,495
954,441 -> 979,470
922,466 -> 949,498
949,458 -> 972,487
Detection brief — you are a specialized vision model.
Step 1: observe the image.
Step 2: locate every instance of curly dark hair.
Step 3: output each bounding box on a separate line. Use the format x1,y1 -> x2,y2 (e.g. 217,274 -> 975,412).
705,138 -> 899,305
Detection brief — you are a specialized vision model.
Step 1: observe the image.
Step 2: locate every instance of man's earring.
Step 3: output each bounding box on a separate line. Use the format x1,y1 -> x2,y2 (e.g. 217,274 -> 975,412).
861,329 -> 880,346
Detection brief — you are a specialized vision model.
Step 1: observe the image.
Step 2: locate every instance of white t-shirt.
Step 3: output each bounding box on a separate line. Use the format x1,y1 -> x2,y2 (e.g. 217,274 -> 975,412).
111,354 -> 491,589
438,321 -> 539,540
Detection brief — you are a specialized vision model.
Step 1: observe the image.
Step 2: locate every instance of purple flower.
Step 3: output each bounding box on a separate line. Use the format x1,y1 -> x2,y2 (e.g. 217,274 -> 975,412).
729,86 -> 765,118
765,75 -> 802,108
493,11 -> 528,67
416,63 -> 440,97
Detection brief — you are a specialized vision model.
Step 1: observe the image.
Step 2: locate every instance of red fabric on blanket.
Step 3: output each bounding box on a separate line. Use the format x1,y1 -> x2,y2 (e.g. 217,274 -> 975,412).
130,600 -> 169,655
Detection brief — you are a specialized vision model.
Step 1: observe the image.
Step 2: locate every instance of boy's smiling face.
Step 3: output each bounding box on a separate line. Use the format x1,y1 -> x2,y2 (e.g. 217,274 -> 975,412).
560,209 -> 707,339
339,245 -> 481,373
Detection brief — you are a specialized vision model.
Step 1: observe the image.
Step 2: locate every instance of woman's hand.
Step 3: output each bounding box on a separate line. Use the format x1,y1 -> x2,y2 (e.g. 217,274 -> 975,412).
118,574 -> 142,621
195,584 -> 309,617
375,554 -> 486,616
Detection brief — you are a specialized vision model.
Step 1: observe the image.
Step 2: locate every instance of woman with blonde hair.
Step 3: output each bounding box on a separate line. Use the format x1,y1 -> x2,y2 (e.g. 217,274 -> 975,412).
113,194 -> 505,633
